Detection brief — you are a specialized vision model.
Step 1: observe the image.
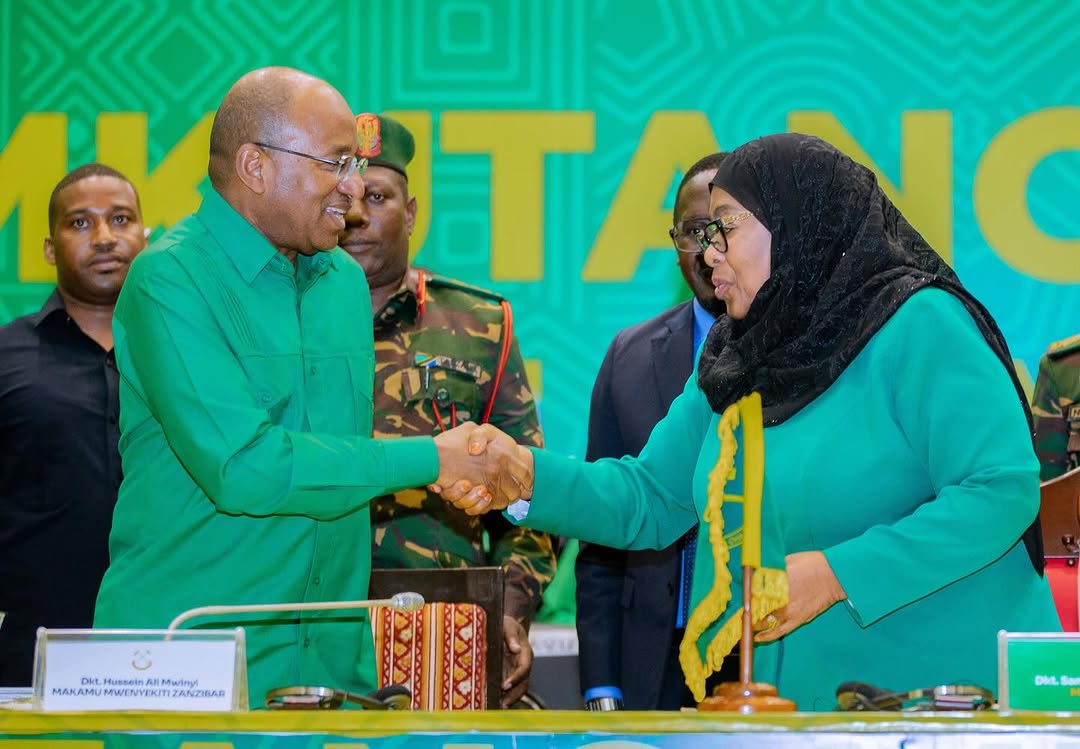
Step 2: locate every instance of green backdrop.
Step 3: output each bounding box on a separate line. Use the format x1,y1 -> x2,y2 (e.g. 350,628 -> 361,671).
1,0 -> 1078,457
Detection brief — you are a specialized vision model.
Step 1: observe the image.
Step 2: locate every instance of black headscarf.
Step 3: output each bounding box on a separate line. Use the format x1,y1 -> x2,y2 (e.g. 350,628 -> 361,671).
696,133 -> 1042,573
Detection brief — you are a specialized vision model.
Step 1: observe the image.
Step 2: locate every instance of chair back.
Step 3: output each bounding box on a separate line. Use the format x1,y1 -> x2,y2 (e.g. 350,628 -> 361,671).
369,567 -> 504,710
1039,466 -> 1080,631
1040,466 -> 1080,558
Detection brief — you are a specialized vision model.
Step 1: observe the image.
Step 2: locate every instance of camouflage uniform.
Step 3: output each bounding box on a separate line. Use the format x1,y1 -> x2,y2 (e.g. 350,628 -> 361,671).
370,267 -> 555,622
1032,333 -> 1080,480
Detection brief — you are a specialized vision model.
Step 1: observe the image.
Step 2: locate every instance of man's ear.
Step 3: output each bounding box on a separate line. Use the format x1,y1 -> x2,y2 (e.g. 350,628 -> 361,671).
43,236 -> 56,267
235,144 -> 268,194
135,223 -> 150,252
405,195 -> 418,236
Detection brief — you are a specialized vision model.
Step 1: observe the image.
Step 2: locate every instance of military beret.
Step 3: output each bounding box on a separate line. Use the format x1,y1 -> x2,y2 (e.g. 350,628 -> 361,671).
355,113 -> 414,179
1048,332 -> 1080,360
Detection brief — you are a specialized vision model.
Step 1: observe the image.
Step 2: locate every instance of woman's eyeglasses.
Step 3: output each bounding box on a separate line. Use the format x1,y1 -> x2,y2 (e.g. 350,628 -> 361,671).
694,210 -> 754,253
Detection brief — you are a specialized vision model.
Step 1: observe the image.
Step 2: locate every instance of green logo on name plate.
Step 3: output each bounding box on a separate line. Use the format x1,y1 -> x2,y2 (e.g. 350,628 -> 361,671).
999,631 -> 1080,710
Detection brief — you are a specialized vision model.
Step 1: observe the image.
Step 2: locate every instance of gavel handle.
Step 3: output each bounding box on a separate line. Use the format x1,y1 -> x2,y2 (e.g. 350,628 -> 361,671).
740,564 -> 753,685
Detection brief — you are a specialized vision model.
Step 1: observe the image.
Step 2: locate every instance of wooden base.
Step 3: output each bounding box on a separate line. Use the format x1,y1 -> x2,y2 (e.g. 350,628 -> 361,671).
697,681 -> 797,713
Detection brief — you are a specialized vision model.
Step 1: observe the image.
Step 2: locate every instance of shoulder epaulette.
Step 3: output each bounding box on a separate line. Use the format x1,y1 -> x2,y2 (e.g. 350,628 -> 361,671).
1047,332 -> 1080,360
424,272 -> 506,303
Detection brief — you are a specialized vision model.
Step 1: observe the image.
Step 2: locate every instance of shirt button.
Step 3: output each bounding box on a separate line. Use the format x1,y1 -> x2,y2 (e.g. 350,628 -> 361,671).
303,637 -> 311,648
309,365 -> 317,375
313,576 -> 320,586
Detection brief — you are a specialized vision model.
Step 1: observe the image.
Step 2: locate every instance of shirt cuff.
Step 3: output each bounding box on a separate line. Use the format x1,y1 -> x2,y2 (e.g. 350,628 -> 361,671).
505,498 -> 531,521
381,436 -> 439,490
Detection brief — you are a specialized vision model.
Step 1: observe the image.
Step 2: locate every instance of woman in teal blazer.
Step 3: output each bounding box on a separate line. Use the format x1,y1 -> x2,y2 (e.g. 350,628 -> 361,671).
442,133 -> 1060,711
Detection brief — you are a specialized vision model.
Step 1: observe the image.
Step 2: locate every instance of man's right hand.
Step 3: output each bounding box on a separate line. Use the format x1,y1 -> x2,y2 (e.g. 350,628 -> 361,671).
430,422 -> 534,514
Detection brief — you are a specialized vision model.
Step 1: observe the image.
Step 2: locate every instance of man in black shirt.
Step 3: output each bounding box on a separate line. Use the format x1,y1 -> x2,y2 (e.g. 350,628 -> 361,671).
0,164 -> 146,685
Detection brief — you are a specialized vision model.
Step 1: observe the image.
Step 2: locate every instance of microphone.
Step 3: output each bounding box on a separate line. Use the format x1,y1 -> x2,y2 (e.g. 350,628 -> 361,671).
166,592 -> 426,631
388,591 -> 424,613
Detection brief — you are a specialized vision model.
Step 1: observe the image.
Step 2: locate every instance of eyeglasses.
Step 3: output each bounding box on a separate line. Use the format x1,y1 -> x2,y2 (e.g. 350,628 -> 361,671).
836,681 -> 993,712
265,684 -> 411,710
255,142 -> 368,182
695,210 -> 754,253
669,217 -> 710,253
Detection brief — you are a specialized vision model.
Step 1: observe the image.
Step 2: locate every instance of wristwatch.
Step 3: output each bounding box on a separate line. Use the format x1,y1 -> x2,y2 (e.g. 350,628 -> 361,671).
584,695 -> 623,711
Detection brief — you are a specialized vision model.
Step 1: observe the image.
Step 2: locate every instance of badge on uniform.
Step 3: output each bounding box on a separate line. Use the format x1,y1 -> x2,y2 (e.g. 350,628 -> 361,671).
1067,403 -> 1080,468
356,113 -> 382,159
414,355 -> 438,389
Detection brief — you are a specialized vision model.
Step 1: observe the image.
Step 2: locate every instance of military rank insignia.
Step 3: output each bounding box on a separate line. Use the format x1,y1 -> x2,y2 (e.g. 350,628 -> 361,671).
356,113 -> 382,159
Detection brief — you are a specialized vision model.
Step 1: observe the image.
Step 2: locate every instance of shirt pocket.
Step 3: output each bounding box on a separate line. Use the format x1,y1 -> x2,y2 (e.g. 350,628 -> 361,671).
278,351 -> 373,436
346,350 -> 375,434
401,354 -> 482,429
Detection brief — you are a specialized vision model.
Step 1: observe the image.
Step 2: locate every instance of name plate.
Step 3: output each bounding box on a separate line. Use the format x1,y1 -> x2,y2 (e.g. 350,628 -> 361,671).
998,630 -> 1080,710
33,628 -> 248,712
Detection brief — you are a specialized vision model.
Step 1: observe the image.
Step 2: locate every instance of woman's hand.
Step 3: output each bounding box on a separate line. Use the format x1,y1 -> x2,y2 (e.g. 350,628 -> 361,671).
430,422 -> 534,513
754,550 -> 846,643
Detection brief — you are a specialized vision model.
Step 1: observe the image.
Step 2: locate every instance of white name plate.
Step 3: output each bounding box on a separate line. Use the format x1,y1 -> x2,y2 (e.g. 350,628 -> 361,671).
33,628 -> 248,712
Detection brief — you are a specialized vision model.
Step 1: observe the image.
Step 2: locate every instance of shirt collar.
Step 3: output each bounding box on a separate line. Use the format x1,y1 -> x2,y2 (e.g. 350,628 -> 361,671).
374,271 -> 419,324
31,289 -> 69,328
691,297 -> 718,354
195,187 -> 337,285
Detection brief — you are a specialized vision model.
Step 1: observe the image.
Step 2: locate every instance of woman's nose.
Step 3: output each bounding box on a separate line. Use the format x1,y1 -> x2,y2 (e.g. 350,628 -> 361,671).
703,244 -> 725,268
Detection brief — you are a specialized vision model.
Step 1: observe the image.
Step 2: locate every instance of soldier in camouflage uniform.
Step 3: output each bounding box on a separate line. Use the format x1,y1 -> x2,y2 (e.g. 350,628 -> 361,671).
1032,332 -> 1080,480
340,113 -> 556,707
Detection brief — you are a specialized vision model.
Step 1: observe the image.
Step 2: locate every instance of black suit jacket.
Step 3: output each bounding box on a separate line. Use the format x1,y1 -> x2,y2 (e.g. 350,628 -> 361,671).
575,301 -> 696,710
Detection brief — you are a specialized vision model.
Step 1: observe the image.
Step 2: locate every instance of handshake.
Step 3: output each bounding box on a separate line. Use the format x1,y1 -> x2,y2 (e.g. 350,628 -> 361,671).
429,422 -> 535,515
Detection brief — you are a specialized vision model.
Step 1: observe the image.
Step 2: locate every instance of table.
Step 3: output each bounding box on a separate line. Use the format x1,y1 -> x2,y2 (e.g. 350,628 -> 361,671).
4,710 -> 1080,748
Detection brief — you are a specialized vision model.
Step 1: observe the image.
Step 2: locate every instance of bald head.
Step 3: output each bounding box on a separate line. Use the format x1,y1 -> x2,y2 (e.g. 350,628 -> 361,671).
205,66 -> 361,259
208,67 -> 343,190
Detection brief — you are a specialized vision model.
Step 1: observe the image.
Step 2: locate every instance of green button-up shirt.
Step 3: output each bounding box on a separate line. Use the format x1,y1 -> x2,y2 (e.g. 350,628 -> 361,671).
94,187 -> 439,705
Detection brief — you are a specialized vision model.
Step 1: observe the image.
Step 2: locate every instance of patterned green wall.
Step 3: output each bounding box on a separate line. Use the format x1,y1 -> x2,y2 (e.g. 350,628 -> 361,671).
1,0 -> 1078,457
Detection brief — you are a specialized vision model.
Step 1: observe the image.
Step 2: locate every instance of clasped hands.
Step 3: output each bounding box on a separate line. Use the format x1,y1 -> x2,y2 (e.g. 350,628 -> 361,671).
430,422 -> 534,514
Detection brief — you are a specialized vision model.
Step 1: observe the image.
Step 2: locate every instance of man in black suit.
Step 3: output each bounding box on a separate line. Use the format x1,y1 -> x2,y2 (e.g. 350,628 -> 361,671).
575,152 -> 731,711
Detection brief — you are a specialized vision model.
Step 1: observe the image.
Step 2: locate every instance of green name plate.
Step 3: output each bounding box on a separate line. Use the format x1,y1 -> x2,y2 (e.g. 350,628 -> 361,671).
998,631 -> 1080,710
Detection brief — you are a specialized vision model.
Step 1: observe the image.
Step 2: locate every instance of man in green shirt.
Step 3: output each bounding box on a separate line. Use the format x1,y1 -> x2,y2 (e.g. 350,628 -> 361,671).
93,66 -> 526,707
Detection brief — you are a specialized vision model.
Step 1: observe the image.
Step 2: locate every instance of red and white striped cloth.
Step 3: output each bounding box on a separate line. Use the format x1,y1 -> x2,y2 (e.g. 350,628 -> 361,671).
373,602 -> 488,710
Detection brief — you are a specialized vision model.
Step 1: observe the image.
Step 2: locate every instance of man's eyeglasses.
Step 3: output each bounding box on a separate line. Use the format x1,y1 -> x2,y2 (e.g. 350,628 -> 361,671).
255,142 -> 368,182
669,218 -> 710,254
695,210 -> 754,253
